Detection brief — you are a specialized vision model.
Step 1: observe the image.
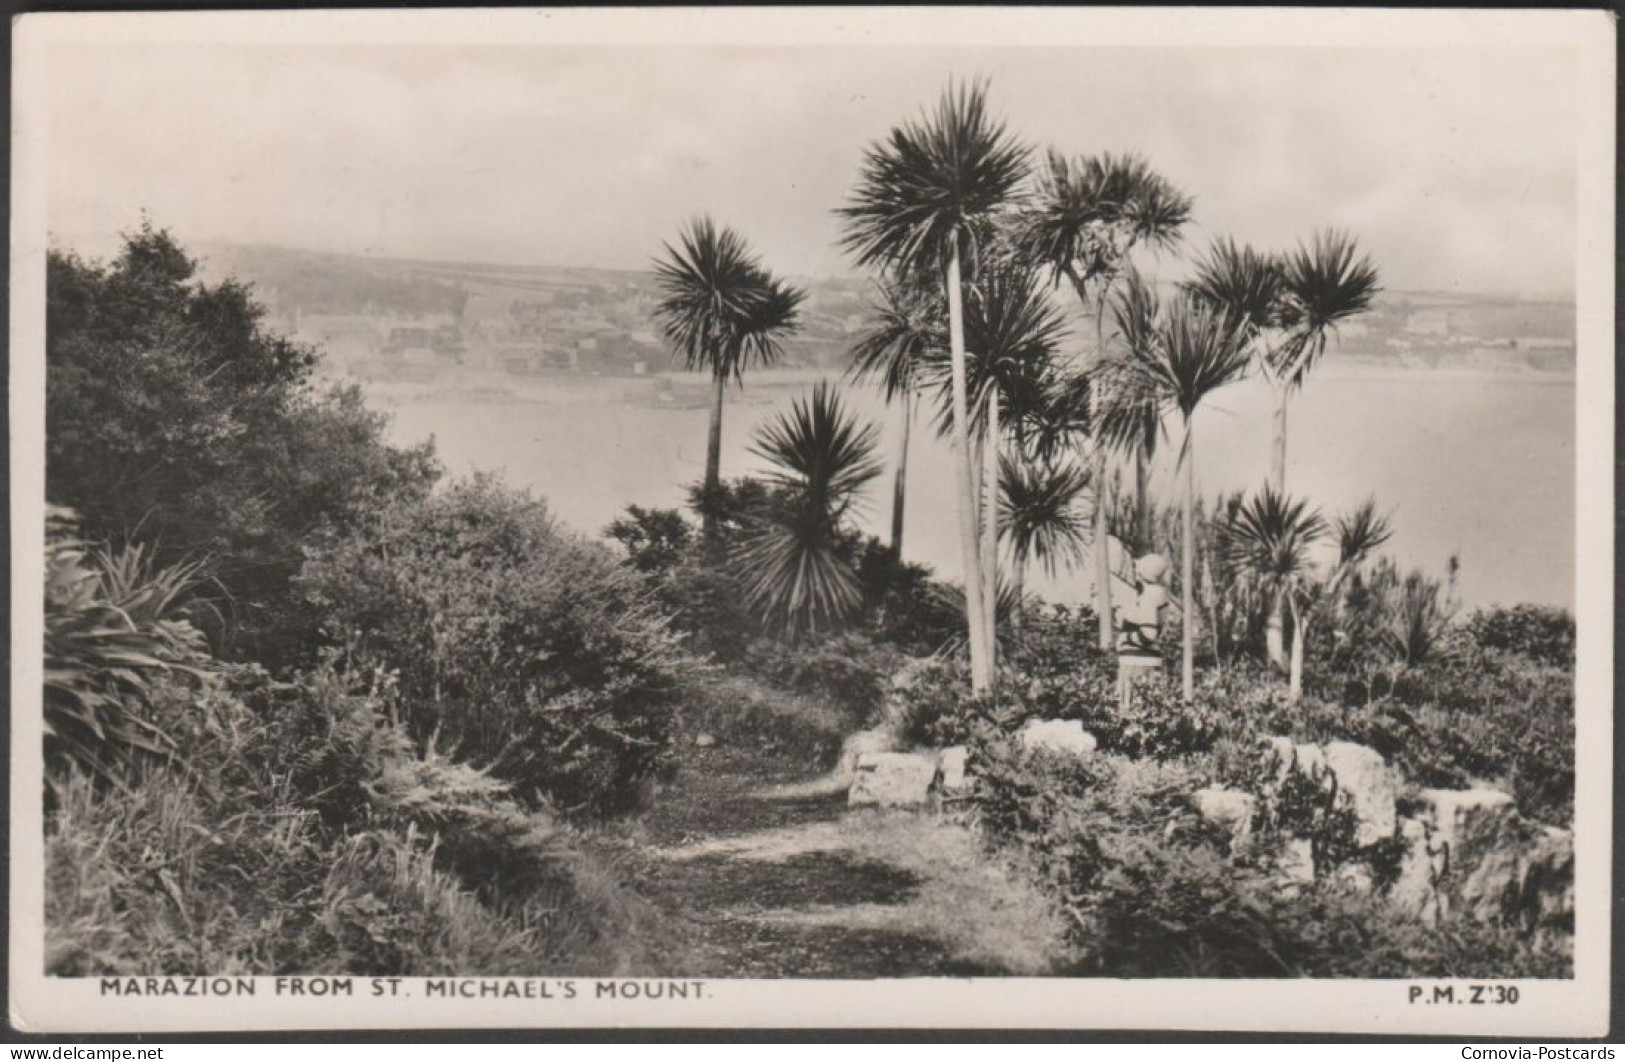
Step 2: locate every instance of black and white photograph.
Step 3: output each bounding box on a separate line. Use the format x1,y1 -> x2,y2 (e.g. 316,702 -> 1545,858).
7,6 -> 1614,1036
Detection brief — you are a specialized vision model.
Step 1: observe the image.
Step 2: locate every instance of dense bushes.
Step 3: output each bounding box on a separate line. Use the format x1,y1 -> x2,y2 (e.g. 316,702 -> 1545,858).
46,643 -> 654,977
299,475 -> 688,815
47,224 -> 439,665
966,742 -> 1569,978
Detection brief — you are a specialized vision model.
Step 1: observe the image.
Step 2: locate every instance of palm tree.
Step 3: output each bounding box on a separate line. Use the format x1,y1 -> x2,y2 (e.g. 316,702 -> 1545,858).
1016,150 -> 1193,653
653,216 -> 806,542
1102,280 -> 1252,699
1224,486 -> 1329,702
1186,230 -> 1377,670
734,382 -> 882,633
848,277 -> 943,557
838,80 -> 1031,694
997,452 -> 1090,629
1187,229 -> 1379,492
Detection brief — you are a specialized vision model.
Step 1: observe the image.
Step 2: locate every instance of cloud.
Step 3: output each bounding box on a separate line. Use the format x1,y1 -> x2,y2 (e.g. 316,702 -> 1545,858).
45,41 -> 1578,297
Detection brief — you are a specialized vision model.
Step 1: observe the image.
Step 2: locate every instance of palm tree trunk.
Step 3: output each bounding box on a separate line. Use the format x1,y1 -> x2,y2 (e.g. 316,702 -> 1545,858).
703,370 -> 726,542
1134,443 -> 1151,550
1182,420 -> 1196,702
890,393 -> 911,556
1266,598 -> 1287,672
1093,298 -> 1114,653
1271,380 -> 1289,493
946,252 -> 991,694
982,388 -> 1000,670
1011,558 -> 1026,636
1288,596 -> 1305,704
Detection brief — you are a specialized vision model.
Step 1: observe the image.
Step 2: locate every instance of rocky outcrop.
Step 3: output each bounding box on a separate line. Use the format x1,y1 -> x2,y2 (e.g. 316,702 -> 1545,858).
834,727 -> 897,785
1323,741 -> 1397,847
936,746 -> 970,793
1193,787 -> 1256,849
1017,719 -> 1098,757
848,751 -> 939,807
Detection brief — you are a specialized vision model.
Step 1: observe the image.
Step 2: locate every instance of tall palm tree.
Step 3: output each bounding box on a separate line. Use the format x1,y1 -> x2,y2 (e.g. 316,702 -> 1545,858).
1016,150 -> 1193,653
997,452 -> 1090,629
653,216 -> 806,542
838,80 -> 1031,694
848,277 -> 943,557
1186,230 -> 1377,670
735,381 -> 882,633
1187,229 -> 1380,492
913,258 -> 1069,646
1103,280 -> 1251,699
1224,486 -> 1329,702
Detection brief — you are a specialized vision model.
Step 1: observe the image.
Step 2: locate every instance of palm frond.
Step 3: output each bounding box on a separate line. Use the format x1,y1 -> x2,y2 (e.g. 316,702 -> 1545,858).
837,79 -> 1032,276
1334,495 -> 1394,570
1275,229 -> 1381,386
736,382 -> 882,633
652,216 -> 805,382
1223,484 -> 1328,597
997,453 -> 1091,576
1015,149 -> 1193,292
846,276 -> 945,401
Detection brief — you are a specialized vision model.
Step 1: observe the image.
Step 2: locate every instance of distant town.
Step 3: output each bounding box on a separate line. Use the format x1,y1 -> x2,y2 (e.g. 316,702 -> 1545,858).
190,239 -> 1577,384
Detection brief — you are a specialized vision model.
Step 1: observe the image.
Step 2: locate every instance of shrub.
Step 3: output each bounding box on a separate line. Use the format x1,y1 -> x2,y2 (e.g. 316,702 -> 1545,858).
678,671 -> 851,765
968,743 -> 1570,978
47,226 -> 439,664
741,631 -> 903,727
604,505 -> 693,575
43,509 -> 213,779
298,475 -> 688,816
1465,605 -> 1575,667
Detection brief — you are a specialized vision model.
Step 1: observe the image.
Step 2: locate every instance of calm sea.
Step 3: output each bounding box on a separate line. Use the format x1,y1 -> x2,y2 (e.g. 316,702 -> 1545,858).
366,367 -> 1576,611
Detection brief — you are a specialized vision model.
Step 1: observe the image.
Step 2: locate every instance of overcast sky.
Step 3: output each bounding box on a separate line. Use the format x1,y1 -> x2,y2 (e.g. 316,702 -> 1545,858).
45,41 -> 1579,299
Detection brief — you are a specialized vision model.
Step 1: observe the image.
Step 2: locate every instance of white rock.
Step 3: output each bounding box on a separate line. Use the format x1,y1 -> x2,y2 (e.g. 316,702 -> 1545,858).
1391,816 -> 1445,924
1421,788 -> 1525,922
1017,719 -> 1098,757
848,751 -> 939,807
1193,787 -> 1256,848
693,733 -> 716,748
1277,837 -> 1316,887
1323,741 -> 1398,847
937,746 -> 970,792
833,727 -> 896,784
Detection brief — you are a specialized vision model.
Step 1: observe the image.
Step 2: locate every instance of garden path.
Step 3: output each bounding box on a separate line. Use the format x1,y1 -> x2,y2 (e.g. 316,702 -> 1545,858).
617,745 -> 1070,978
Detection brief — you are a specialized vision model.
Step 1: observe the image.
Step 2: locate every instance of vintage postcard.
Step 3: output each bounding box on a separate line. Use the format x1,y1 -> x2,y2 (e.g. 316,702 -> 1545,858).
8,6 -> 1614,1036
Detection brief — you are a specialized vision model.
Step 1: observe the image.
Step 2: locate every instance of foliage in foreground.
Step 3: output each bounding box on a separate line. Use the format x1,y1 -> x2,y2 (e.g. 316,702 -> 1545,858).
968,744 -> 1570,978
299,475 -> 689,816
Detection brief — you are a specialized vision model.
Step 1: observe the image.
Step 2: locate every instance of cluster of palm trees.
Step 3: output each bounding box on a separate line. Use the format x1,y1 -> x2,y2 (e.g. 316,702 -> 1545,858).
651,79 -> 1382,705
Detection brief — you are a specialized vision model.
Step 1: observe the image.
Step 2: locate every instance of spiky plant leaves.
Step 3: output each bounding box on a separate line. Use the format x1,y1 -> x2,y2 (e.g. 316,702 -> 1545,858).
735,382 -> 882,633
837,79 -> 1032,278
1017,149 -> 1194,295
997,454 -> 1091,577
1275,229 -> 1381,387
847,276 -> 945,401
44,507 -> 212,780
652,216 -> 806,384
1334,496 -> 1395,571
913,260 -> 1070,442
1223,485 -> 1329,600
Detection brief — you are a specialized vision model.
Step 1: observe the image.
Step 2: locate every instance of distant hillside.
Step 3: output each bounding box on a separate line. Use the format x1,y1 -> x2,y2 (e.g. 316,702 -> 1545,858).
185,239 -> 1576,380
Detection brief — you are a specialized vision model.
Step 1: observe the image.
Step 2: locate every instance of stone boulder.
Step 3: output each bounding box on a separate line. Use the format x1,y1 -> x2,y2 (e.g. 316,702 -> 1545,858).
1322,741 -> 1397,847
1518,825 -> 1574,930
1276,837 -> 1316,888
1192,787 -> 1256,849
848,751 -> 939,807
936,746 -> 970,793
834,727 -> 897,785
1420,788 -> 1528,922
1018,719 -> 1098,758
1392,816 -> 1446,924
